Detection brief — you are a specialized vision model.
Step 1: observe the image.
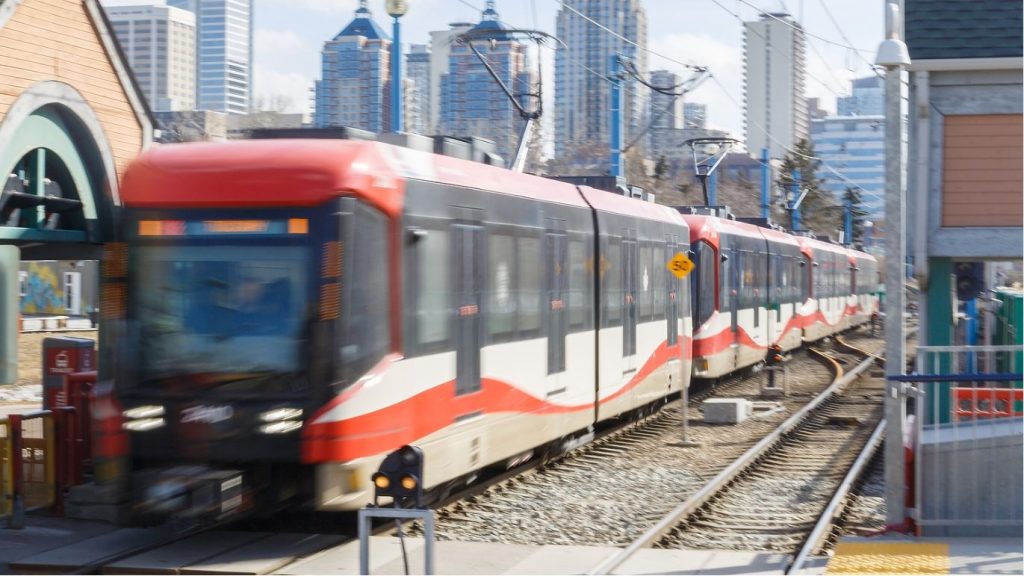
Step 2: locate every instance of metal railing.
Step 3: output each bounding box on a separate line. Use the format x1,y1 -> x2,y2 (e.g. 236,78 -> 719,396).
1,370 -> 96,527
900,345 -> 1023,537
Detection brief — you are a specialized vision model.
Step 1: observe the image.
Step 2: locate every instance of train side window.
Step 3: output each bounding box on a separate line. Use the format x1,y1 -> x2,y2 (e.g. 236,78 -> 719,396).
719,241 -> 732,313
488,232 -> 517,339
518,234 -> 542,335
568,237 -> 587,329
343,203 -> 391,379
639,242 -> 654,321
604,238 -> 622,325
415,226 -> 450,350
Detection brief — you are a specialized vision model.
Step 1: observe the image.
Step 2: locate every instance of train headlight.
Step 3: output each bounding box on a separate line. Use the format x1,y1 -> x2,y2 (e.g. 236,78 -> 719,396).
258,420 -> 302,434
259,408 -> 303,422
123,417 -> 165,431
373,473 -> 390,490
123,405 -> 165,419
400,475 -> 418,491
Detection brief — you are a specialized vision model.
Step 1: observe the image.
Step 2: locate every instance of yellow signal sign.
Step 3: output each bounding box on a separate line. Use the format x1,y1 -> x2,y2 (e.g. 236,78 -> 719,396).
667,252 -> 694,279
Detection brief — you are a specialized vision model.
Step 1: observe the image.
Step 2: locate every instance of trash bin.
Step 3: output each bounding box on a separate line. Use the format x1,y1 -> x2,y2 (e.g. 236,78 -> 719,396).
42,337 -> 95,409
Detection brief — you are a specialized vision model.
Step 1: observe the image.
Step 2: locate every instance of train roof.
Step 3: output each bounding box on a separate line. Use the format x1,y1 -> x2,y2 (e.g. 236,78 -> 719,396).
121,139 -> 593,216
580,187 -> 689,227
682,214 -> 799,249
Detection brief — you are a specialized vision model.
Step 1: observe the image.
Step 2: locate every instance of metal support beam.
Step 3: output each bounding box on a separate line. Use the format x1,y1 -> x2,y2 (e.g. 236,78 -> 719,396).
708,169 -> 717,207
0,245 -> 18,385
609,54 -> 623,178
844,193 -> 853,246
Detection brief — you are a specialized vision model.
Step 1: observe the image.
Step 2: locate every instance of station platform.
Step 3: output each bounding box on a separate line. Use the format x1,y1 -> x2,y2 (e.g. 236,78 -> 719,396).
2,516 -> 1021,575
819,535 -> 1023,575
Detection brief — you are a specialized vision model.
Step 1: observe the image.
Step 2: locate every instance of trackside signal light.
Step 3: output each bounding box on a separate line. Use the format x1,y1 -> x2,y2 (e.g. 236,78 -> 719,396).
372,445 -> 425,508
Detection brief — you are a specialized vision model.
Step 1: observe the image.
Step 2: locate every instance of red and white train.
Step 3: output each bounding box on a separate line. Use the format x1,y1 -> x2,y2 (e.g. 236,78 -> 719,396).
96,138 -> 878,516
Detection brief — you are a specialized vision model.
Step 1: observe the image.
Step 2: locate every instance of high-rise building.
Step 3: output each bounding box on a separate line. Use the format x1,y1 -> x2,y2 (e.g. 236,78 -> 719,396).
742,13 -> 807,158
555,0 -> 648,165
683,102 -> 707,129
104,1 -> 196,112
314,1 -> 391,131
167,0 -> 252,114
837,75 -> 884,116
406,44 -> 431,135
811,115 -> 885,217
439,1 -> 533,163
649,70 -> 683,131
429,22 -> 473,134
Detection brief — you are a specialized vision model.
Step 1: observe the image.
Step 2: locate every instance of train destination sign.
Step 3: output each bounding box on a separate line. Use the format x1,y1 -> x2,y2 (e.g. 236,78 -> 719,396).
667,252 -> 694,279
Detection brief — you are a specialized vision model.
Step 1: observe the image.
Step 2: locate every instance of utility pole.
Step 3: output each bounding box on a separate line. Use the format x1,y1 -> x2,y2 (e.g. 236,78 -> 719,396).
708,169 -> 718,206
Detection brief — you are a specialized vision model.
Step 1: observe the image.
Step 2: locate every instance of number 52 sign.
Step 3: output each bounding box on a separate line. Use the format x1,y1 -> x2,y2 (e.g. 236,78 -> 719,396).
666,252 -> 694,279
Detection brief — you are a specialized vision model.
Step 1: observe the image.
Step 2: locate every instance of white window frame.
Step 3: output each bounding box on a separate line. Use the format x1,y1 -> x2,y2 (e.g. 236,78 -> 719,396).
63,271 -> 82,315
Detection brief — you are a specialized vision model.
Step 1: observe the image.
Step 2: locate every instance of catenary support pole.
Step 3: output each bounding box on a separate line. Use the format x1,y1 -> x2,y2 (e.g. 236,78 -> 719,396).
761,148 -> 771,219
790,168 -> 801,232
708,169 -> 718,206
391,16 -> 403,133
609,54 -> 623,178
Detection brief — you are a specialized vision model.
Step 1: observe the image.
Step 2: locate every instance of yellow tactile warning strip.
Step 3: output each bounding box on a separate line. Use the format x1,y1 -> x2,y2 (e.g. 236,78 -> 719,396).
828,542 -> 950,574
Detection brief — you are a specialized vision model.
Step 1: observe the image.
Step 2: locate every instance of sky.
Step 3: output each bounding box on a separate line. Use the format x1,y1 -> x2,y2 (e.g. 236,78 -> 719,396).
253,0 -> 885,142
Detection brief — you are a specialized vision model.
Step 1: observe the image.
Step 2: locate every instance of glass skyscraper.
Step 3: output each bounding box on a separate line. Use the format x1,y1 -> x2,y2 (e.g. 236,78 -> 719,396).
314,1 -> 391,131
554,0 -> 648,166
439,1 -> 533,163
167,0 -> 252,115
811,115 -> 885,218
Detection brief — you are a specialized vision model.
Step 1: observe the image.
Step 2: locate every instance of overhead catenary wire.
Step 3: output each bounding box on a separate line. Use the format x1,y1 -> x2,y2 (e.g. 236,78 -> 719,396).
706,73 -> 883,203
708,0 -> 848,99
555,0 -> 704,71
814,0 -> 885,79
734,0 -> 876,53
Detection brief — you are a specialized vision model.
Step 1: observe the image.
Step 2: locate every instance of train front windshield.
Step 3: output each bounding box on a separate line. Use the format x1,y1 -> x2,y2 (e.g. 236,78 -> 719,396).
130,243 -> 311,394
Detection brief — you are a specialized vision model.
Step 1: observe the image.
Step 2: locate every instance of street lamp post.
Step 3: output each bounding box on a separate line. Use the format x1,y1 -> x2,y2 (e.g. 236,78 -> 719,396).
876,0 -> 911,529
386,0 -> 409,133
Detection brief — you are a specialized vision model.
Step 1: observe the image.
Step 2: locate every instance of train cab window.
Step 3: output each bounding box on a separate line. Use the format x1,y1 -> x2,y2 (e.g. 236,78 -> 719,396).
488,233 -> 517,339
694,241 -> 715,329
413,226 -> 450,351
343,203 -> 391,380
518,235 -> 542,335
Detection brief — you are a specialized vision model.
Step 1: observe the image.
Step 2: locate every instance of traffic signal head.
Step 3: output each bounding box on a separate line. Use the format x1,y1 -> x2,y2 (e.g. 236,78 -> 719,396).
372,445 -> 424,508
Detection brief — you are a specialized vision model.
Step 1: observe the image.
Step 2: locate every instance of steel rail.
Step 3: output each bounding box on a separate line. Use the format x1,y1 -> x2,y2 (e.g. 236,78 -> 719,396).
787,418 -> 886,574
588,351 -> 877,575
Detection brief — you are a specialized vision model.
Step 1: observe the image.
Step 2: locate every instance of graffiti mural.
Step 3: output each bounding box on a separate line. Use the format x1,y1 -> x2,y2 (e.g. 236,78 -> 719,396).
22,262 -> 63,314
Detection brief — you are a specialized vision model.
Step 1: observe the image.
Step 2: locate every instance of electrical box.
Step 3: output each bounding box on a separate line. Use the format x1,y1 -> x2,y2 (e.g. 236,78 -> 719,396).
703,398 -> 752,424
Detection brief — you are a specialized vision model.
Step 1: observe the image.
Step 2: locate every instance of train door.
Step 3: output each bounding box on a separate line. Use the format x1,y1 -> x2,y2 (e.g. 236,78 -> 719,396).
453,221 -> 483,396
545,222 -> 568,395
622,233 -> 638,374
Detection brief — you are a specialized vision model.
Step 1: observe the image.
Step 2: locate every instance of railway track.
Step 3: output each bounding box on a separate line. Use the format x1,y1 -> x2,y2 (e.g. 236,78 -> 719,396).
406,332 -> 874,548
591,339 -> 885,574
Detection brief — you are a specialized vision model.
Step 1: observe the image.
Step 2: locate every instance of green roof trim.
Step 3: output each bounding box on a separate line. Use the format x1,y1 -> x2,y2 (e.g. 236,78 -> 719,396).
905,0 -> 1022,60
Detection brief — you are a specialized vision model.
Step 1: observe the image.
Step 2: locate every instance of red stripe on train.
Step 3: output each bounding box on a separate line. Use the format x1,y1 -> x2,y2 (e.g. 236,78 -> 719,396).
302,338 -> 686,463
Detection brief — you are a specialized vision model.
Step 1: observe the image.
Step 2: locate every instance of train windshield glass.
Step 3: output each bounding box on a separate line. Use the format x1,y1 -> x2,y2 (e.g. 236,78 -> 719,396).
131,244 -> 310,393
